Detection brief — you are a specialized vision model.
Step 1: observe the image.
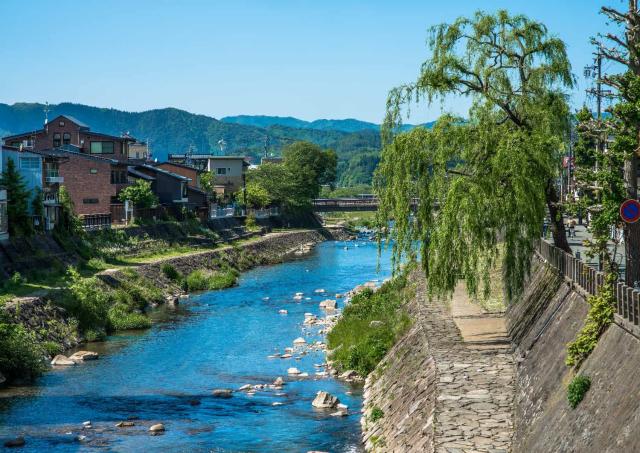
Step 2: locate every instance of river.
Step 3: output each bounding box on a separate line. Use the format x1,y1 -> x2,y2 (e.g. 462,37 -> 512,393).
0,238 -> 392,452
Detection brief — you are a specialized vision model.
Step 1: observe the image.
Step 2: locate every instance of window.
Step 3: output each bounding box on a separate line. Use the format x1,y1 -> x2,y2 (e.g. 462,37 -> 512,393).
59,121 -> 65,127
182,183 -> 188,198
53,133 -> 61,148
90,141 -> 115,154
20,156 -> 40,170
89,168 -> 98,174
63,133 -> 71,145
216,167 -> 227,175
83,198 -> 99,204
110,170 -> 127,184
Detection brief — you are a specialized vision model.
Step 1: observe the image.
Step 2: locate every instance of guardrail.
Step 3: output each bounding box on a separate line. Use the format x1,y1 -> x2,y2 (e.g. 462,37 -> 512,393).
82,214 -> 112,230
537,239 -> 640,326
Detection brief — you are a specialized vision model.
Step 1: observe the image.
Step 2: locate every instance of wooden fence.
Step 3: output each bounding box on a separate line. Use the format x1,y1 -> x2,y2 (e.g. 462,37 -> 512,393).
537,240 -> 640,326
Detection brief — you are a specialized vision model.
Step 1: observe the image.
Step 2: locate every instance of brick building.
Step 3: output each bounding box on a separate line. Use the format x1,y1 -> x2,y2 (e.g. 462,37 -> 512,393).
3,114 -> 134,163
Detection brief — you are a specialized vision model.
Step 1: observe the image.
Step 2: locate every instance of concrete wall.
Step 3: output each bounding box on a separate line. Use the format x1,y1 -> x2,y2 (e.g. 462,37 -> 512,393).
507,258 -> 640,453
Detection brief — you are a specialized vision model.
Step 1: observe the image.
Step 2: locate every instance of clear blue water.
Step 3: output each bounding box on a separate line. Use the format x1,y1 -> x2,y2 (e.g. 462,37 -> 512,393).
0,239 -> 392,452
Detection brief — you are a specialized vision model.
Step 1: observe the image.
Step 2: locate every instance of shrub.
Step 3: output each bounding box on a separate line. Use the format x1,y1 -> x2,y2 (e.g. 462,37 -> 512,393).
161,263 -> 181,281
108,304 -> 151,330
42,341 -> 63,357
10,272 -> 24,286
184,268 -> 239,292
208,269 -> 239,290
567,375 -> 591,408
370,406 -> 384,422
185,270 -> 209,291
0,317 -> 46,381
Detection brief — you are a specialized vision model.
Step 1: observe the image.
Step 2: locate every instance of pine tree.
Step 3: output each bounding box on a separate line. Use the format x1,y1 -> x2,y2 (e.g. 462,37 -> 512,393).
0,158 -> 33,236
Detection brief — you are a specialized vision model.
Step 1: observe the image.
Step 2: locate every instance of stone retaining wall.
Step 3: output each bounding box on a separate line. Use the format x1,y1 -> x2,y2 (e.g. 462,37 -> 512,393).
361,275 -> 515,452
507,258 -> 640,453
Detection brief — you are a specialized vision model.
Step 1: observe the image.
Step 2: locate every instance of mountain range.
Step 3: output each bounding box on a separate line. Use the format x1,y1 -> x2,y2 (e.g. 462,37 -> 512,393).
0,102 -> 433,186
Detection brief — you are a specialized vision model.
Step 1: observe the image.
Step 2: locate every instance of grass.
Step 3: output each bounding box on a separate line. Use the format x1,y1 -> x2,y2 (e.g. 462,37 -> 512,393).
327,264 -> 414,376
184,268 -> 239,292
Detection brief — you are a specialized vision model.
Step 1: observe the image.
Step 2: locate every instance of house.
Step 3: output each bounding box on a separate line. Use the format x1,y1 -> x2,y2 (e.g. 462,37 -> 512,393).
34,145 -> 129,221
154,161 -> 202,189
1,145 -> 43,196
128,140 -> 151,162
2,114 -> 134,163
168,154 -> 248,195
0,186 -> 7,241
129,164 -> 190,208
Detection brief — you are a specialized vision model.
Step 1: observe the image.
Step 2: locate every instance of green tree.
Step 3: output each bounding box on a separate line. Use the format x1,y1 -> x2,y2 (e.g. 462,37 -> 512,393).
200,171 -> 215,194
245,181 -> 271,208
246,163 -> 303,209
118,180 -> 158,208
282,141 -> 337,200
376,10 -> 574,301
56,185 -> 82,235
0,157 -> 33,236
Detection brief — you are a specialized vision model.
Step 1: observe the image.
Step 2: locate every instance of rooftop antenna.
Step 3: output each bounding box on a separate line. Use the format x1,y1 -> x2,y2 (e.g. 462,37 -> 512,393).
185,143 -> 197,166
263,136 -> 270,158
43,102 -> 50,125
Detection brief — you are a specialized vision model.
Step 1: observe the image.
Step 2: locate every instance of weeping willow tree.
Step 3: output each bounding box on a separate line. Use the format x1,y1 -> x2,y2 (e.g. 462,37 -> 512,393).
375,10 -> 573,301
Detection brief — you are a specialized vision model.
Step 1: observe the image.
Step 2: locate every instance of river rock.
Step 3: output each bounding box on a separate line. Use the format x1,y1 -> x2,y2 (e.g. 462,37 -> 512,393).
295,292 -> 304,296
312,391 -> 339,409
273,376 -> 285,386
339,370 -> 360,381
212,389 -> 233,398
51,355 -> 76,366
115,421 -> 135,427
3,437 -> 25,448
314,289 -> 326,293
82,421 -> 92,427
287,367 -> 301,375
239,384 -> 253,391
149,423 -> 165,432
369,320 -> 384,327
69,351 -> 99,362
279,309 -> 288,315
293,295 -> 303,301
319,299 -> 337,310
280,353 -> 292,359
293,337 -> 306,345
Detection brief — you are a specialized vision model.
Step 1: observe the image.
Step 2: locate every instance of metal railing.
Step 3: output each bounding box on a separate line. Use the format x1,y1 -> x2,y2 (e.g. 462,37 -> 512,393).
82,214 -> 112,230
537,239 -> 640,326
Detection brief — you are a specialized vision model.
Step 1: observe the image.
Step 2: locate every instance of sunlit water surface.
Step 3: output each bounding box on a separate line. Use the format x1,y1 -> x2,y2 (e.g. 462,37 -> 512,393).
0,239 -> 392,452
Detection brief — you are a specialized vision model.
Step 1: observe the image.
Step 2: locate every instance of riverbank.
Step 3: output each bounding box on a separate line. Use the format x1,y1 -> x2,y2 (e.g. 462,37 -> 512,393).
0,228 -> 348,387
0,237 -> 389,452
360,271 -> 515,452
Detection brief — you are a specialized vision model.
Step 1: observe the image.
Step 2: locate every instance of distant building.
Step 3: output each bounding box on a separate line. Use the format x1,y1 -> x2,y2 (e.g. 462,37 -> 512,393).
129,164 -> 190,207
1,145 -> 43,198
154,162 -> 202,189
168,154 -> 248,196
128,141 -> 151,162
2,114 -> 135,163
261,156 -> 283,165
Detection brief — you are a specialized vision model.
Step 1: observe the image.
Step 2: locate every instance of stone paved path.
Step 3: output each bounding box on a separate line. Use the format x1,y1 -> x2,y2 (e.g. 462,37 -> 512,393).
415,283 -> 516,453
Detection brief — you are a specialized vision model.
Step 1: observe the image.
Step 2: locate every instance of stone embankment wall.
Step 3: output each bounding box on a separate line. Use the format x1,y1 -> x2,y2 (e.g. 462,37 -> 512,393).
507,257 -> 640,453
361,276 -> 515,452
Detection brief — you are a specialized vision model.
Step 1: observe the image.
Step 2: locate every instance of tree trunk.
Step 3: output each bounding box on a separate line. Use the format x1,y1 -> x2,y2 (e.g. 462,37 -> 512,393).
546,180 -> 572,253
624,152 -> 640,287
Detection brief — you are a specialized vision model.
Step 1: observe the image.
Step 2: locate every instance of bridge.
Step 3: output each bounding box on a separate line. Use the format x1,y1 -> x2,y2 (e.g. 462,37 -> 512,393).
312,197 -> 420,212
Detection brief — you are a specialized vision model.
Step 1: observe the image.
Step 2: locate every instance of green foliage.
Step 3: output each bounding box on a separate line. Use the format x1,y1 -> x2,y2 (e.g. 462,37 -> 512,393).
161,263 -> 181,281
377,10 -> 573,301
327,267 -> 413,376
42,340 -> 63,357
0,157 -> 33,236
245,181 -> 272,208
566,274 -> 616,367
567,375 -> 591,409
370,406 -> 385,422
199,171 -> 215,195
56,185 -> 83,235
338,151 -> 380,186
283,141 -> 337,199
245,214 -> 258,230
119,179 -> 158,208
107,304 -> 151,330
0,314 -> 46,381
184,268 -> 238,292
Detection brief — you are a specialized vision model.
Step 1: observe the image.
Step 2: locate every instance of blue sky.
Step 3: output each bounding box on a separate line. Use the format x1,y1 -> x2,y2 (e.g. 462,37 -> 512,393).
0,0 -> 618,123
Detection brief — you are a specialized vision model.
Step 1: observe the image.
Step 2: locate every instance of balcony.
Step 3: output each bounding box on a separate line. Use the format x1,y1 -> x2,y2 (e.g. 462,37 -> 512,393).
45,176 -> 64,184
43,192 -> 60,205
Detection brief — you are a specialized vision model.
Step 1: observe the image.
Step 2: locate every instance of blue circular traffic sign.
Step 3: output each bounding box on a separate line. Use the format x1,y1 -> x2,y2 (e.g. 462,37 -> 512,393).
620,199 -> 640,224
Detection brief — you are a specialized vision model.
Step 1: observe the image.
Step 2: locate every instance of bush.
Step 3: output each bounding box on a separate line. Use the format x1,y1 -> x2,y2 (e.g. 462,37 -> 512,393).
0,318 -> 46,381
370,406 -> 384,422
567,375 -> 591,408
184,268 -> 239,292
108,304 -> 151,330
161,263 -> 181,281
42,341 -> 63,357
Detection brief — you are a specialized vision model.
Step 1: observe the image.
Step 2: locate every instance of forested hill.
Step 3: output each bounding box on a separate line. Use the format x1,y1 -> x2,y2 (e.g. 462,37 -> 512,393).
0,102 -> 431,186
